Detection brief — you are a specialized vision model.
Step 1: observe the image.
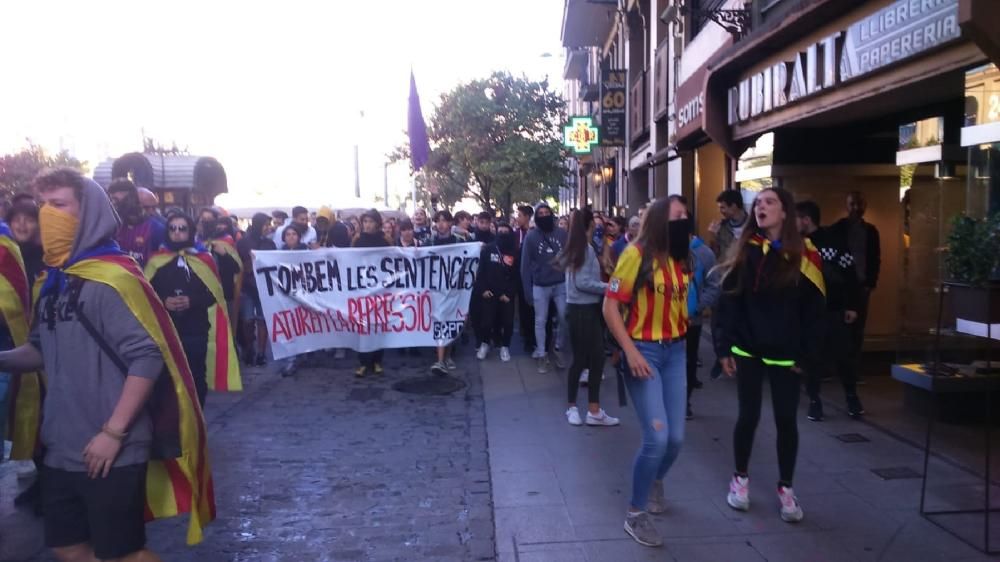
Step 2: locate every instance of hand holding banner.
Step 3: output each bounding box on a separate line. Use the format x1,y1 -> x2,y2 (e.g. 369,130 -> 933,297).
253,243 -> 480,359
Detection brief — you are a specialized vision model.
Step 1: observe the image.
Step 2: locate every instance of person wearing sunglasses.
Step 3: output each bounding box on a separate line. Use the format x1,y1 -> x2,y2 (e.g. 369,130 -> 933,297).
146,211 -> 241,407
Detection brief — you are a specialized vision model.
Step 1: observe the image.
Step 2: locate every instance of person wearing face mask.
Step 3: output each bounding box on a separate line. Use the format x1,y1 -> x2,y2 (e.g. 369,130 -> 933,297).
146,211 -> 242,408
520,202 -> 569,373
6,201 -> 44,285
0,168 -> 213,560
603,197 -> 692,548
473,222 -> 517,362
237,213 -> 277,366
560,207 -> 618,427
107,179 -> 165,267
665,196 -> 720,420
715,187 -> 825,525
198,208 -> 243,332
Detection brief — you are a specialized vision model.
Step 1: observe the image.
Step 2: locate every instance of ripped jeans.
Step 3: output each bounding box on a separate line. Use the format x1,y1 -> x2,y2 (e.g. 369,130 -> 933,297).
623,339 -> 687,510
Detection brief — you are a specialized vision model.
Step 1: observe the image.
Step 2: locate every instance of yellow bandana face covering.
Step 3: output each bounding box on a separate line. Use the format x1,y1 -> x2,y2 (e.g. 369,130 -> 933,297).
40,205 -> 79,267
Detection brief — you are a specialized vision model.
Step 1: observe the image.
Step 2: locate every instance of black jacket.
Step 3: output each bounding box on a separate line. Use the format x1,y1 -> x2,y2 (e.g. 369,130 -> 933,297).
237,234 -> 276,303
150,257 -> 214,339
474,243 -> 518,300
432,233 -> 459,246
353,232 -> 390,248
715,243 -> 826,369
829,218 -> 880,289
215,252 -> 241,302
806,227 -> 861,313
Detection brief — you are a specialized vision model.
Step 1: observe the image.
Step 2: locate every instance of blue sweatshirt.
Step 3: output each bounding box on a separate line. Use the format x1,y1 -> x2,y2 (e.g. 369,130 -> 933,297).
688,237 -> 721,326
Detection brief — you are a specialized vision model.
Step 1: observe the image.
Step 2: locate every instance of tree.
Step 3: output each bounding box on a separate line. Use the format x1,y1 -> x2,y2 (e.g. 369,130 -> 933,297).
0,140 -> 87,198
393,72 -> 567,214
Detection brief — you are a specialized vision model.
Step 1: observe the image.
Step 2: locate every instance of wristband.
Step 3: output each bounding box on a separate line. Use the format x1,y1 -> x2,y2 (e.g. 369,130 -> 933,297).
101,424 -> 127,441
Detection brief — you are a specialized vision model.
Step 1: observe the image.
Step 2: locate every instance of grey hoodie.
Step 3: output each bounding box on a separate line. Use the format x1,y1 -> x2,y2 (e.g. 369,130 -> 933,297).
30,178 -> 164,471
566,246 -> 608,304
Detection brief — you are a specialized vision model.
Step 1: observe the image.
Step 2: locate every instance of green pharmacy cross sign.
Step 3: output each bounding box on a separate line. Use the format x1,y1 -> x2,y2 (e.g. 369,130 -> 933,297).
563,117 -> 600,155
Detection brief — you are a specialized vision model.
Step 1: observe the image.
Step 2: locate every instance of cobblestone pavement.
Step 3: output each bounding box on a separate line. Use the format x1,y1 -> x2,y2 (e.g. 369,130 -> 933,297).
0,349 -> 495,562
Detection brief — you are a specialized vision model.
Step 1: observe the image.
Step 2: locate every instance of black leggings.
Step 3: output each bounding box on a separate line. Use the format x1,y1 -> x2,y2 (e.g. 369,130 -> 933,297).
686,323 -> 703,404
181,336 -> 208,408
806,310 -> 858,401
733,358 -> 801,485
567,303 -> 604,404
359,350 -> 384,369
477,297 -> 514,347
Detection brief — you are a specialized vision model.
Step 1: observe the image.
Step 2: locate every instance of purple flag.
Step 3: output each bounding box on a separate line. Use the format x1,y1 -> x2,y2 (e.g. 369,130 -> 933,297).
408,71 -> 431,172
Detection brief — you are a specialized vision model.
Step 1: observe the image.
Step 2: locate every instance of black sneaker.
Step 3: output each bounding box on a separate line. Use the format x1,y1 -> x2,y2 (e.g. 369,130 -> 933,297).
847,395 -> 865,418
686,404 -> 694,420
807,400 -> 824,421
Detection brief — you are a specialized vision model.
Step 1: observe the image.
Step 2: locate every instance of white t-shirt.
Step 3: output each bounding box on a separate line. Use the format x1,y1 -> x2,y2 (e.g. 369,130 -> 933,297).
273,219 -> 317,246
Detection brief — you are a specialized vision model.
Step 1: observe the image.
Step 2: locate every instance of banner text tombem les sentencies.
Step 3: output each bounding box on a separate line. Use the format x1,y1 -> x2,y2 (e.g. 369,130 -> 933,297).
252,244 -> 481,358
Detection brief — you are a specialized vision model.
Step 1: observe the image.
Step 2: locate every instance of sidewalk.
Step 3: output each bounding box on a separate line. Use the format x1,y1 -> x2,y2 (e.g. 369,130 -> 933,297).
480,339 -> 1000,561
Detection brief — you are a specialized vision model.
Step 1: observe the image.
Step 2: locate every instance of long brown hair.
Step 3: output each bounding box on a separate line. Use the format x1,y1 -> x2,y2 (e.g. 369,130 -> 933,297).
558,207 -> 594,272
719,187 -> 804,290
630,197 -> 691,296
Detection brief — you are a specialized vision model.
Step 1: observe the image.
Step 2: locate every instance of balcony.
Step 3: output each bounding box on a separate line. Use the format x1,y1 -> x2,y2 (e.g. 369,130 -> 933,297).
629,69 -> 649,143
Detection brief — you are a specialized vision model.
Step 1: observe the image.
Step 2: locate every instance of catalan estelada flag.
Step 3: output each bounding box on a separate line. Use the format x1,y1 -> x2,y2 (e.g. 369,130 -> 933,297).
206,235 -> 243,304
145,248 -> 242,391
37,253 -> 216,545
0,222 -> 43,460
749,233 -> 826,297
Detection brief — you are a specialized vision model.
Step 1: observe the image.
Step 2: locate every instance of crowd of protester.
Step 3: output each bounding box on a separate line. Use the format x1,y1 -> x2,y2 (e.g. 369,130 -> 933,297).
0,164 -> 883,556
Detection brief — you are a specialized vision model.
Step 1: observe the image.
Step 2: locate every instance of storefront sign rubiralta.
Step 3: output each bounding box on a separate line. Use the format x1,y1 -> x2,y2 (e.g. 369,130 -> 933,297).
728,0 -> 961,126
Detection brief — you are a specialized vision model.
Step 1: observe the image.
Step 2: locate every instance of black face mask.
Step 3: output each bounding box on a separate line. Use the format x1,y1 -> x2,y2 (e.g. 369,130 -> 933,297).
496,232 -> 516,255
200,219 -> 218,238
165,237 -> 192,252
668,219 -> 692,261
477,228 -> 494,243
536,215 -> 555,233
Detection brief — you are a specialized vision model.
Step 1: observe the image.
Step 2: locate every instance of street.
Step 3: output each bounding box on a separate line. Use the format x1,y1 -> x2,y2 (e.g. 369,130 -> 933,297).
3,338 -> 999,561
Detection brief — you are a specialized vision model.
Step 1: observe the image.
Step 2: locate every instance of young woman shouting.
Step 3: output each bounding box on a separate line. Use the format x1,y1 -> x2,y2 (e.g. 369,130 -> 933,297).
714,187 -> 825,523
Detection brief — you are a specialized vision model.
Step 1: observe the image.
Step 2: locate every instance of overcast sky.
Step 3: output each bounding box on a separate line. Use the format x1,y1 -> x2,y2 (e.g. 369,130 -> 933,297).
0,0 -> 565,210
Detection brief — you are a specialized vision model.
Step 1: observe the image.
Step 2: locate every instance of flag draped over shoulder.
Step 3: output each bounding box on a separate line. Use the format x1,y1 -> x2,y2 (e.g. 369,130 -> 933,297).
206,235 -> 243,303
749,234 -> 826,297
36,254 -> 215,545
0,223 -> 42,460
408,70 -> 431,171
145,249 -> 242,392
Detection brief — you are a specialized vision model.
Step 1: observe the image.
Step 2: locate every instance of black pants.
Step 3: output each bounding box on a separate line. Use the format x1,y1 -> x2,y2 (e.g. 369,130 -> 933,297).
850,289 -> 871,367
685,324 -> 704,404
181,336 -> 208,408
477,297 -> 514,347
733,358 -> 801,484
359,350 -> 384,369
806,311 -> 858,402
567,303 -> 604,404
517,283 -> 536,352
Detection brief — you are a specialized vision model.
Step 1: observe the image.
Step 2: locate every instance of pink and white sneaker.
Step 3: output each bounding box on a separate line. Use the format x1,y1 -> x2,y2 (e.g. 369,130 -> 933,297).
778,486 -> 804,522
727,474 -> 750,511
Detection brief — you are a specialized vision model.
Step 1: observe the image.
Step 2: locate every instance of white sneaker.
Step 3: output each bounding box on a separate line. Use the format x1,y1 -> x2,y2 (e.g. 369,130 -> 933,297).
499,347 -> 511,362
476,343 -> 490,360
566,406 -> 583,426
445,358 -> 458,370
579,369 -> 589,384
585,409 -> 620,426
778,486 -> 804,522
727,475 -> 750,511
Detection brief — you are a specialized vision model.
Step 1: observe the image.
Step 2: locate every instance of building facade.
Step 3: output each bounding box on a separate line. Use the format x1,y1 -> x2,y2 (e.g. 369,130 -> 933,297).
562,0 -> 1000,353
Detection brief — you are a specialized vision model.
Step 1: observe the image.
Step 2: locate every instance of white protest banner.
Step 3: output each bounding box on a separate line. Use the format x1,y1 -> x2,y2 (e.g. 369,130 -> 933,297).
253,243 -> 480,359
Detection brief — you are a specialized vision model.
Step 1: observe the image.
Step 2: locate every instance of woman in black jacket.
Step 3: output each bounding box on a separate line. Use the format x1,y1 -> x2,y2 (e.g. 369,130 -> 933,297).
473,223 -> 518,362
5,201 -> 43,286
353,209 -> 390,377
715,187 -> 825,524
149,211 -> 216,406
236,213 -> 277,366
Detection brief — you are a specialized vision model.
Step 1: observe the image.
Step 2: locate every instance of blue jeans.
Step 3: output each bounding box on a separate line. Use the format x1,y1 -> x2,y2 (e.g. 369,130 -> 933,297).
623,340 -> 687,510
531,284 -> 568,359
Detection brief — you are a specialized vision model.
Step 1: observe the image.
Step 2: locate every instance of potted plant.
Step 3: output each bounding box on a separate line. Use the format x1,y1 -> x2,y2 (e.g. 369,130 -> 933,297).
944,212 -> 1000,324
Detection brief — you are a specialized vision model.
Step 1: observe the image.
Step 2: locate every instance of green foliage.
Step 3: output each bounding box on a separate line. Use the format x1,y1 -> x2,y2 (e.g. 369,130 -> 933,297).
0,141 -> 87,198
945,212 -> 1000,286
392,72 -> 567,213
